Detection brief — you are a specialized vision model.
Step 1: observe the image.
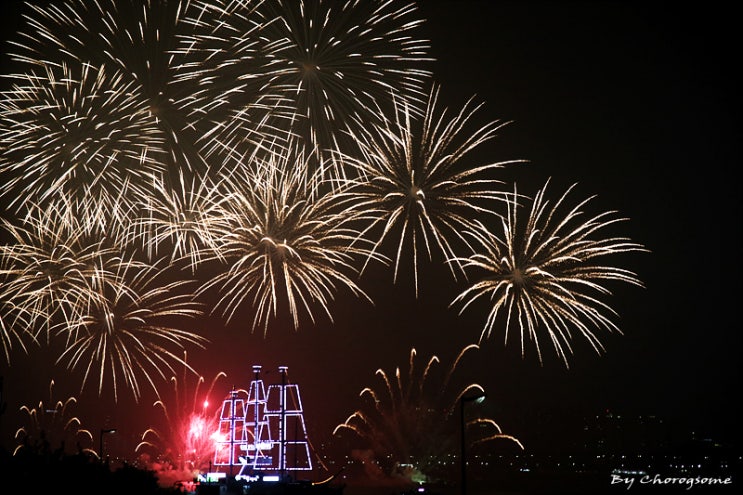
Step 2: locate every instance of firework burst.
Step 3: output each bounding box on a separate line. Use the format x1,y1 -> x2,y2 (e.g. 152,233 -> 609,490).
0,199 -> 133,344
0,61 -> 168,213
334,345 -> 522,481
196,141 -> 383,333
254,0 -> 434,160
340,84 -> 524,296
172,0 -> 294,155
6,0 -> 206,174
450,180 -> 648,367
8,0 -> 184,76
56,255 -> 207,402
132,170 -> 222,270
13,379 -> 95,457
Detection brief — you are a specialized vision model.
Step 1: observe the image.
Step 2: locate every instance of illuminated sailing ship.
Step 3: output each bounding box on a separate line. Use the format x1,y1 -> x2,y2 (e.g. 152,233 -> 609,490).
212,365 -> 313,477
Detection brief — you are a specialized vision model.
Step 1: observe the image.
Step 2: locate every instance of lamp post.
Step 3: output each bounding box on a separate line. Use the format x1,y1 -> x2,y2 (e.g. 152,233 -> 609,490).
99,428 -> 116,463
460,392 -> 485,495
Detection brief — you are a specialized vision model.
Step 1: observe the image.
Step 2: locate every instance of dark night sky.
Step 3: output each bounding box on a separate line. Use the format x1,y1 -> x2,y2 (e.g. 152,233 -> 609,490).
0,0 -> 740,466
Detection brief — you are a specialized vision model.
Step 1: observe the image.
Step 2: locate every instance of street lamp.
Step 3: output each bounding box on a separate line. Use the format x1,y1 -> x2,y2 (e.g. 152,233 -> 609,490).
460,391 -> 486,495
99,428 -> 117,463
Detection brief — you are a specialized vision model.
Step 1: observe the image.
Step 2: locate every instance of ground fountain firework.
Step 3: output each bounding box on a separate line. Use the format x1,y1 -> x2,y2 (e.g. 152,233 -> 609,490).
136,357 -> 226,486
334,345 -> 522,484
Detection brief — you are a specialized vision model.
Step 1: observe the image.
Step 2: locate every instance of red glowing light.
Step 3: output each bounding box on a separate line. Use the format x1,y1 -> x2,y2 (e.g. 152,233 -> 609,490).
189,416 -> 205,438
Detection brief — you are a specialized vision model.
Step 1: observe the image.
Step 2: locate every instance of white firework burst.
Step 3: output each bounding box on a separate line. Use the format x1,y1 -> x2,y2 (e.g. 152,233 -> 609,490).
256,0 -> 434,158
450,180 -> 648,367
6,0 -> 206,173
0,198 -> 133,344
0,61 -> 168,213
58,255 -> 207,402
196,140 -> 383,333
340,83 -> 524,296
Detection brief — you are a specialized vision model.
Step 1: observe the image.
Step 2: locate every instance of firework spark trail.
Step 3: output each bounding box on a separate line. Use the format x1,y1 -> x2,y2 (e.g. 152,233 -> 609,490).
0,298 -> 34,365
450,180 -> 648,367
13,379 -> 95,456
333,345 -> 521,479
57,255 -> 208,402
0,61 -> 168,213
195,140 -> 384,333
340,84 -> 525,296
132,169 -> 223,271
468,418 -> 524,450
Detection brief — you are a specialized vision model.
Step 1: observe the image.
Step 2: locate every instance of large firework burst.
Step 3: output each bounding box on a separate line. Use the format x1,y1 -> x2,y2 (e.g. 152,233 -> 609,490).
56,255 -> 207,402
450,180 -> 648,367
172,0 -> 294,156
255,0 -> 434,159
196,141 -> 382,332
6,0 -> 206,174
8,0 -> 184,78
334,345 -> 522,481
175,0 -> 433,164
0,61 -> 168,213
0,198 -> 133,344
340,84 -> 523,296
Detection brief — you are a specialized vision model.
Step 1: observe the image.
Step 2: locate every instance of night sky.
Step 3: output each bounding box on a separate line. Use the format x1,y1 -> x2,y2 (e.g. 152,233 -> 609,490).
0,0 -> 740,471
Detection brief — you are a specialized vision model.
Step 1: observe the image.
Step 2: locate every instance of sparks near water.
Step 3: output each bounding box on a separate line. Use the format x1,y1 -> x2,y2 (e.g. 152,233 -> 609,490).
334,345 -> 523,481
13,379 -> 95,457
